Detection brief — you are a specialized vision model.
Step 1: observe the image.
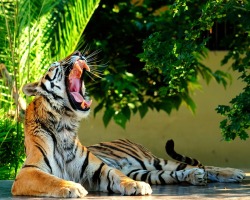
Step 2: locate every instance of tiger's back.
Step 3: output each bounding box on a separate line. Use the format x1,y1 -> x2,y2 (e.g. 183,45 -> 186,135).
88,139 -> 189,171
88,138 -> 246,184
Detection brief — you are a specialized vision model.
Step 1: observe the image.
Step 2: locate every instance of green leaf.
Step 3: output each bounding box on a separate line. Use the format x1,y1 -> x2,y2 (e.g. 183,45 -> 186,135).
122,106 -> 131,121
103,108 -> 115,127
139,103 -> 148,119
213,70 -> 232,89
183,94 -> 196,113
160,102 -> 172,115
113,112 -> 127,129
94,100 -> 104,117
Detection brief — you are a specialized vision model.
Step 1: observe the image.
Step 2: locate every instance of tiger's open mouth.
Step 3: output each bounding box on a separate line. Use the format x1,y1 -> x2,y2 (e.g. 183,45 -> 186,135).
65,56 -> 92,111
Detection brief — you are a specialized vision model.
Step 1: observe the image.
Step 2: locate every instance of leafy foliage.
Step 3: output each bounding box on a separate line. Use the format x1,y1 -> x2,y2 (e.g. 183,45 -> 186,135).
84,0 -> 231,128
215,1 -> 250,140
0,110 -> 24,180
85,0 -> 249,140
208,1 -> 250,141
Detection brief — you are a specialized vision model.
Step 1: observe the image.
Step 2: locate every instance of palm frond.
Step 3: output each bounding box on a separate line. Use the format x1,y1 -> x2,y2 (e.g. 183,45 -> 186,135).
48,0 -> 101,59
17,0 -> 101,87
0,0 -> 100,179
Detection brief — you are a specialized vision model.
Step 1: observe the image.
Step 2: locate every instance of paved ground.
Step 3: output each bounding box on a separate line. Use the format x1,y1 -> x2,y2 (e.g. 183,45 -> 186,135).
1,177 -> 250,200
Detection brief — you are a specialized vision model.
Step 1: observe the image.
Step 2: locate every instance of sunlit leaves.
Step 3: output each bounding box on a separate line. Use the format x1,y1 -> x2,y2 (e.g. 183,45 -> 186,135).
138,103 -> 148,119
0,109 -> 24,180
0,0 -> 101,179
103,108 -> 115,127
51,0 -> 101,59
216,85 -> 250,141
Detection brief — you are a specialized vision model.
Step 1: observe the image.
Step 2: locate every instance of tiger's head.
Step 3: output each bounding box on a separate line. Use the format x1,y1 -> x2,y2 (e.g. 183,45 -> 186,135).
23,51 -> 92,118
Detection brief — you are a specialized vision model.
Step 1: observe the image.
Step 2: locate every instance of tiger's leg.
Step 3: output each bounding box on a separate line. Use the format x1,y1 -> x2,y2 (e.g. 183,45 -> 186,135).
204,166 -> 246,183
12,167 -> 88,198
82,151 -> 152,195
126,168 -> 207,186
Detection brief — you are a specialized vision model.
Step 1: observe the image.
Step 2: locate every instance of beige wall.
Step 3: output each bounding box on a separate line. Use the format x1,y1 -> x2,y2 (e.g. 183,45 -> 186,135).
79,51 -> 250,169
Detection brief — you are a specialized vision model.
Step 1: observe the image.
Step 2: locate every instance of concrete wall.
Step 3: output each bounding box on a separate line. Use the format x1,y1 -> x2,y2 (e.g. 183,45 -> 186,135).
79,51 -> 250,169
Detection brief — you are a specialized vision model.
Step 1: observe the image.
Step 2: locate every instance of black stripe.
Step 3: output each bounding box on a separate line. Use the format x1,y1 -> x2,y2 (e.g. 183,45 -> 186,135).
159,171 -> 166,184
35,144 -> 52,173
39,121 -> 57,145
58,71 -> 63,81
164,159 -> 168,165
47,111 -> 57,123
65,125 -> 74,132
170,171 -> 180,183
88,145 -> 124,160
99,143 -> 147,170
22,165 -> 40,169
57,123 -> 64,132
176,163 -> 187,171
52,93 -> 63,101
153,159 -> 162,170
112,140 -> 152,165
66,155 -> 75,163
57,123 -> 75,133
121,139 -> 152,159
141,171 -> 150,182
148,174 -> 152,185
38,121 -> 60,171
80,151 -> 89,177
41,82 -> 63,101
53,68 -> 59,80
65,106 -> 72,112
66,146 -> 78,163
54,85 -> 61,90
45,74 -> 52,81
126,169 -> 141,177
106,170 -> 114,193
132,172 -> 139,180
38,119 -> 58,167
112,140 -> 144,159
41,82 -> 50,94
46,68 -> 59,81
92,163 -> 105,185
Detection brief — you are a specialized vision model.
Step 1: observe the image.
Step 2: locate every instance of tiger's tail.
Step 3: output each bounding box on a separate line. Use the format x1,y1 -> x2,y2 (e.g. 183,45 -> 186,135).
165,139 -> 204,168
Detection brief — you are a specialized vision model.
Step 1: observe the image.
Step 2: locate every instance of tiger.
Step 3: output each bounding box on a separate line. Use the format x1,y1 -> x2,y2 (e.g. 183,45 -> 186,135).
11,51 -> 152,198
11,51 -> 245,198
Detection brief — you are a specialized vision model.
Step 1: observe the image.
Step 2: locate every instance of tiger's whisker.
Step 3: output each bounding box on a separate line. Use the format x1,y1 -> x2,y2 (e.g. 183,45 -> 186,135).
86,72 -> 97,81
86,49 -> 102,60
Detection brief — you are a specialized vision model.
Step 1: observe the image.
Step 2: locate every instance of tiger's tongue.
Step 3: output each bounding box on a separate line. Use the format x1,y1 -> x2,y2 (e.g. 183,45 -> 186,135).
69,78 -> 82,102
69,78 -> 92,109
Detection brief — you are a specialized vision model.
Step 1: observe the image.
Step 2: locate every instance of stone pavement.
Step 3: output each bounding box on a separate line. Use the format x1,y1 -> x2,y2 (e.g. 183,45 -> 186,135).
0,177 -> 250,200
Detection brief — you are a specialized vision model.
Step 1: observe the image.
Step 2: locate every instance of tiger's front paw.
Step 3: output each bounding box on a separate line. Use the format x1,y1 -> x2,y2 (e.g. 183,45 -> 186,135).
184,168 -> 207,186
120,180 -> 152,196
56,181 -> 88,198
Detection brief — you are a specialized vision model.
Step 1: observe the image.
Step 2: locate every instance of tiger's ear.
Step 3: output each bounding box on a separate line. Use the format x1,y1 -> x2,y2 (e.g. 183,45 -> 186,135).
22,82 -> 39,96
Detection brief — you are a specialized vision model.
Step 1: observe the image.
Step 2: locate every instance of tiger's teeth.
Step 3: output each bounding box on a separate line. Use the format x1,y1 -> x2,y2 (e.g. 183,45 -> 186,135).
81,99 -> 92,109
69,63 -> 82,79
78,60 -> 90,72
74,62 -> 83,74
